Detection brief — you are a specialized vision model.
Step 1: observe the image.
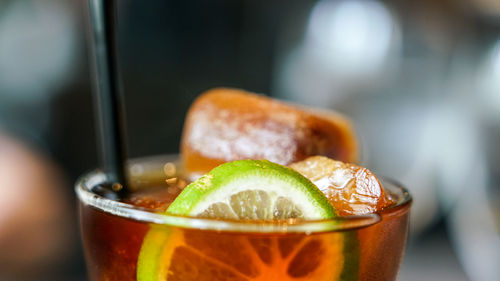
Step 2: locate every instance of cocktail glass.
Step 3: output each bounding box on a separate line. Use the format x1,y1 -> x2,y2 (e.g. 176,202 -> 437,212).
76,155 -> 411,281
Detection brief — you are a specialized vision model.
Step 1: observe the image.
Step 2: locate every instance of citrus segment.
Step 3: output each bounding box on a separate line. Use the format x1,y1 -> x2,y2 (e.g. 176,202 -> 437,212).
290,156 -> 394,216
168,246 -> 247,281
278,235 -> 305,259
248,237 -> 273,265
182,230 -> 260,277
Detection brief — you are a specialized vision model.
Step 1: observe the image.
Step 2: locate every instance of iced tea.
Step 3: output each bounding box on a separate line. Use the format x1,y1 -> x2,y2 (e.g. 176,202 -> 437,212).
77,156 -> 411,281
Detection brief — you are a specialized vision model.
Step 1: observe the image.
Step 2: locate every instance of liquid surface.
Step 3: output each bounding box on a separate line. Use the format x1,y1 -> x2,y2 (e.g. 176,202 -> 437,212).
121,171 -> 395,217
123,183 -> 183,212
121,156 -> 395,217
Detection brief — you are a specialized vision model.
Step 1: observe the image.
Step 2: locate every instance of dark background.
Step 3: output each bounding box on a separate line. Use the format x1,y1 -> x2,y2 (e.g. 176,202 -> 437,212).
0,0 -> 499,280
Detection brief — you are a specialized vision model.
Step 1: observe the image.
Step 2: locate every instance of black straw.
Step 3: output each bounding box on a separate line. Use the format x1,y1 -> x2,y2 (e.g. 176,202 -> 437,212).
88,0 -> 128,196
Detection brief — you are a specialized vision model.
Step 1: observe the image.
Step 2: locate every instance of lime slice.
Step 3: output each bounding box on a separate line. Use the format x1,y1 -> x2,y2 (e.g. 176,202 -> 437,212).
167,159 -> 336,220
137,160 -> 355,281
138,226 -> 351,281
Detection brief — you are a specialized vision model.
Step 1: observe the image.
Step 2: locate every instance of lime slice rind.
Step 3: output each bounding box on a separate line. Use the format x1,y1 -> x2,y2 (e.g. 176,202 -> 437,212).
137,226 -> 174,281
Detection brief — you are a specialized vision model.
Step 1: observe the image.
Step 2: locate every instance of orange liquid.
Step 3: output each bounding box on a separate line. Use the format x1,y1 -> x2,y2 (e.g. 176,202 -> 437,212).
79,176 -> 410,281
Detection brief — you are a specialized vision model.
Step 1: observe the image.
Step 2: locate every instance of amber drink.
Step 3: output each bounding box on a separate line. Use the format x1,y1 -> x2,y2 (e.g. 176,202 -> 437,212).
77,156 -> 411,281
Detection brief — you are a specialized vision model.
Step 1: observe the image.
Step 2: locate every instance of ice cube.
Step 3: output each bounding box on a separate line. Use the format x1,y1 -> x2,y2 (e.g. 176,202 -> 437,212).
290,156 -> 393,215
181,88 -> 358,175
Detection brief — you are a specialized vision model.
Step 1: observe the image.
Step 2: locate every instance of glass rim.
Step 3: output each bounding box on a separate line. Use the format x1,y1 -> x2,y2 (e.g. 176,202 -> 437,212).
75,156 -> 412,234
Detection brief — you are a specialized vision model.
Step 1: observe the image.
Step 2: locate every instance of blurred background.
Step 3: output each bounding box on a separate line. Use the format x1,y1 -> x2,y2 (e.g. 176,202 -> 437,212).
0,0 -> 499,280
